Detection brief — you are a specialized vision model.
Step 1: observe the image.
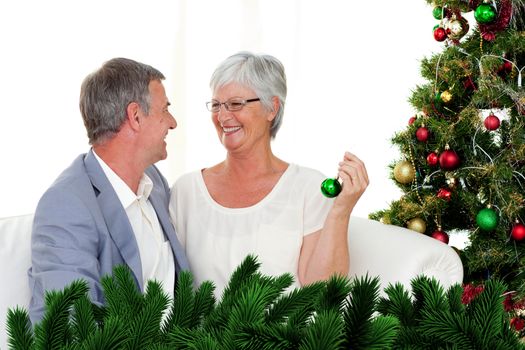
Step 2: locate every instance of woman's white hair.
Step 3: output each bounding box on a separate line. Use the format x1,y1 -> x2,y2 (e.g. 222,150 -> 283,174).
210,51 -> 287,139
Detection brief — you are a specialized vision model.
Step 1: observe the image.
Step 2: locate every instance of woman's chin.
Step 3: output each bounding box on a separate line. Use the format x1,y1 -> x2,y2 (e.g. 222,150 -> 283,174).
221,132 -> 243,149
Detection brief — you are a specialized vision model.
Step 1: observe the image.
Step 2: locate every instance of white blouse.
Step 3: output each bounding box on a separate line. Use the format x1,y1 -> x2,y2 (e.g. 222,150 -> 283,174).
169,164 -> 333,297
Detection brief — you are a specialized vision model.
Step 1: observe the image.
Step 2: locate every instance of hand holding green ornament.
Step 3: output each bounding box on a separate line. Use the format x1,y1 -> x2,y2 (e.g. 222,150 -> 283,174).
320,152 -> 369,199
321,177 -> 342,198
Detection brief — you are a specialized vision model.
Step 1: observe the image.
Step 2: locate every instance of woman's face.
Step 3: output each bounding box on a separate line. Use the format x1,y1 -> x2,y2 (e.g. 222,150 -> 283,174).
211,82 -> 274,153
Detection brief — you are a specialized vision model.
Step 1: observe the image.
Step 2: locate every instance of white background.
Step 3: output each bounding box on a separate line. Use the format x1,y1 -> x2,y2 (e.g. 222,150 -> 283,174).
0,0 -> 447,219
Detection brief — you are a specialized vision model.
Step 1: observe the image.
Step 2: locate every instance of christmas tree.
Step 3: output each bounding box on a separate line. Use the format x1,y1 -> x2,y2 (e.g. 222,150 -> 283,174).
370,0 -> 525,297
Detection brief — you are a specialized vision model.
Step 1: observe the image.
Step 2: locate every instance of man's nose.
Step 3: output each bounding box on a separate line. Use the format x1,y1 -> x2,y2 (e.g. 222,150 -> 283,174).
168,113 -> 177,129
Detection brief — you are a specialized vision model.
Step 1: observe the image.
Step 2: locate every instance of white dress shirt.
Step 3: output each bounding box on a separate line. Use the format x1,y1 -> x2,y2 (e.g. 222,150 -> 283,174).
93,151 -> 175,297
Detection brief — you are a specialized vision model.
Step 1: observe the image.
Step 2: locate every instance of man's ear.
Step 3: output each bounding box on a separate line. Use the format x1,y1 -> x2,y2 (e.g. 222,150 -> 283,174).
127,102 -> 141,131
267,96 -> 280,122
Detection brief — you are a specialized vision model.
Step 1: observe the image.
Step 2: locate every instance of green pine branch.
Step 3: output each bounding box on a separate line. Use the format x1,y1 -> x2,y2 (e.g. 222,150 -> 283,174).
6,256 -> 525,349
6,307 -> 34,350
34,279 -> 88,349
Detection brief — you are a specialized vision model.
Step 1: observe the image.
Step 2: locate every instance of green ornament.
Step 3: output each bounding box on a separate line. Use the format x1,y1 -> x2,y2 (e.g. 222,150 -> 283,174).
433,6 -> 444,19
474,3 -> 497,24
476,207 -> 498,231
321,178 -> 342,198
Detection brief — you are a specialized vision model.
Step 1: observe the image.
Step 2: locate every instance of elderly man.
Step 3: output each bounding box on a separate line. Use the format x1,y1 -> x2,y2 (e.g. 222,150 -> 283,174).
28,58 -> 188,323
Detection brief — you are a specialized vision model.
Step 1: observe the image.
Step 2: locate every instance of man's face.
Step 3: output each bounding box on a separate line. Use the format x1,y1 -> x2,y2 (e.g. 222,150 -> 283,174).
138,80 -> 176,165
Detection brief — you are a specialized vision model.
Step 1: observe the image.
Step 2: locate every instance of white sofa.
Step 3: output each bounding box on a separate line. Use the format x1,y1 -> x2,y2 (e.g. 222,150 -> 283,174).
0,214 -> 463,348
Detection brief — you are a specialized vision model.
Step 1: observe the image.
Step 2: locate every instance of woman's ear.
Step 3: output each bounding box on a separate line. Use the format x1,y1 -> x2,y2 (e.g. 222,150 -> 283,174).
267,96 -> 280,122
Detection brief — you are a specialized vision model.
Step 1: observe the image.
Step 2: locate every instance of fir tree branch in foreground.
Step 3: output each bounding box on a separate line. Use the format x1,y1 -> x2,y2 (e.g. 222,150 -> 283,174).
6,256 -> 524,349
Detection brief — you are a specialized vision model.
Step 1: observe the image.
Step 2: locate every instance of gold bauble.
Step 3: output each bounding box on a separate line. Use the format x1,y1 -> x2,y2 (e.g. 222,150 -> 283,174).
380,216 -> 392,225
447,20 -> 463,38
407,217 -> 427,233
446,17 -> 469,40
440,90 -> 453,103
393,160 -> 415,184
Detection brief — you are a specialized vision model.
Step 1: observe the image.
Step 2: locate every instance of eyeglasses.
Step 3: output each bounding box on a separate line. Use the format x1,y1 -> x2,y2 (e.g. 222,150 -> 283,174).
206,98 -> 260,112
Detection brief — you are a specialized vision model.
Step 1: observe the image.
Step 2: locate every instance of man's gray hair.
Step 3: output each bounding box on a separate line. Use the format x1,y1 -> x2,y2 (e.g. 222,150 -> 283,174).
79,57 -> 165,145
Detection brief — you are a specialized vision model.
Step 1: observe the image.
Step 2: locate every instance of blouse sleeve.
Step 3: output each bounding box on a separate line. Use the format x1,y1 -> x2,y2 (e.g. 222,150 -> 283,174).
302,168 -> 334,236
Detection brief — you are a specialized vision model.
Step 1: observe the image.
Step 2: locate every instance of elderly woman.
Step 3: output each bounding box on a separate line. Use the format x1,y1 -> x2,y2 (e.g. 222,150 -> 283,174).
169,51 -> 368,296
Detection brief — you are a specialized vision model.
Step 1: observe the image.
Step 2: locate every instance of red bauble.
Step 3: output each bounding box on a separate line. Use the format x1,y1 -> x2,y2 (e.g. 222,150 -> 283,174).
461,284 -> 484,305
432,230 -> 449,244
416,127 -> 430,142
437,188 -> 452,201
502,61 -> 513,72
482,32 -> 496,41
408,116 -> 416,125
439,149 -> 461,170
511,317 -> 525,331
427,152 -> 439,166
498,60 -> 514,79
511,223 -> 525,241
434,27 -> 447,41
484,113 -> 500,130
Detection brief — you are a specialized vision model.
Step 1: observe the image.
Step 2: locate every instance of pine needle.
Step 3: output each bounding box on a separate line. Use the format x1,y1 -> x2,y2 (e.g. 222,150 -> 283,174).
6,307 -> 34,350
34,279 -> 88,349
101,265 -> 143,325
377,282 -> 415,326
221,254 -> 260,300
342,275 -> 381,348
367,316 -> 399,350
235,322 -> 299,350
124,280 -> 169,348
266,281 -> 324,324
316,274 -> 352,313
70,295 -> 97,343
467,279 -> 507,347
190,281 -> 216,328
299,310 -> 344,350
81,316 -> 128,350
163,271 -> 195,332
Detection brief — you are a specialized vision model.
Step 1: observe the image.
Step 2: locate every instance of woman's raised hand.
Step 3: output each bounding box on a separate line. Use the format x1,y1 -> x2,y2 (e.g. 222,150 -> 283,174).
333,151 -> 369,210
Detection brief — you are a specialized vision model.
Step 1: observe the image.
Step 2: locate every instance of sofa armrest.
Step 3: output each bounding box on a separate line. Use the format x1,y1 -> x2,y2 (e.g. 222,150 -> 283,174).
0,214 -> 33,349
348,216 -> 464,293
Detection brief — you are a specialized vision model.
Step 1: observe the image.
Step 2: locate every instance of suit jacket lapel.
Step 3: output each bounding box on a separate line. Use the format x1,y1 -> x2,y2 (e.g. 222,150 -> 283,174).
148,190 -> 189,271
84,150 -> 144,291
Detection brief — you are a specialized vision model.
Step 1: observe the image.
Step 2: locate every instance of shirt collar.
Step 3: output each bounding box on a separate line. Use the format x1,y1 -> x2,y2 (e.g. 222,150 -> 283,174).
137,174 -> 153,201
92,150 -> 153,208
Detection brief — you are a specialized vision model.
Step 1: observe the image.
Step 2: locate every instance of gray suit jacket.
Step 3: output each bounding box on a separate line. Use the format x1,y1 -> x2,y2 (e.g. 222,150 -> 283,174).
28,150 -> 189,323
